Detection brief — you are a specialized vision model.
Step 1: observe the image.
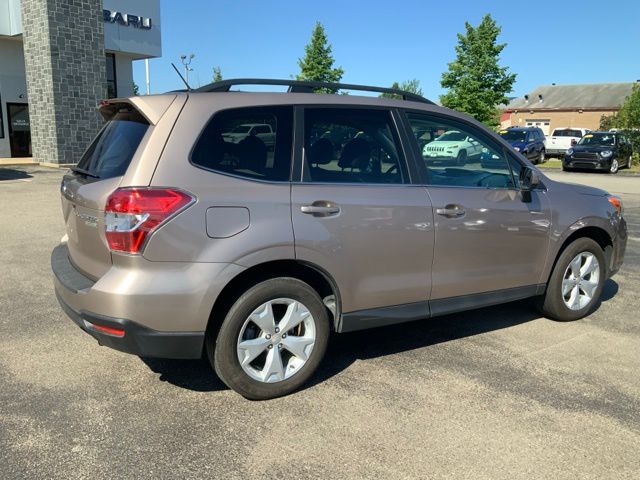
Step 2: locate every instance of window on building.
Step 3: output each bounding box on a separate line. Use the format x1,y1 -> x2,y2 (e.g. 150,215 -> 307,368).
0,97 -> 4,139
191,106 -> 293,181
106,53 -> 117,98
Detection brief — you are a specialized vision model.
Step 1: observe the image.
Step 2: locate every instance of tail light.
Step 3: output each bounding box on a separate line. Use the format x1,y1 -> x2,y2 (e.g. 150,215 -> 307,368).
105,188 -> 195,254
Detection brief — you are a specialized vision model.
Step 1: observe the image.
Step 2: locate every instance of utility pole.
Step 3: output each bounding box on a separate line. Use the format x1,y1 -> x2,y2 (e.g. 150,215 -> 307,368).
145,58 -> 150,95
180,53 -> 195,85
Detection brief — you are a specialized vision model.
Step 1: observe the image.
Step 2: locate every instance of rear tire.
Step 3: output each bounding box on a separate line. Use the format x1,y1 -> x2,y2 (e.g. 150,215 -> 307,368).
540,238 -> 606,321
208,277 -> 330,400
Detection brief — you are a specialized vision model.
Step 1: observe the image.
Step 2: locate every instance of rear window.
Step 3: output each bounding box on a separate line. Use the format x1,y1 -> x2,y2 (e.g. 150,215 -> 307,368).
76,108 -> 149,179
552,129 -> 582,137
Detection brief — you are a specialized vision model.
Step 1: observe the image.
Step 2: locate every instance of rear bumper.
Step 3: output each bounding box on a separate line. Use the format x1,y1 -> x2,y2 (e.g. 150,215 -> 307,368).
51,243 -> 243,359
55,290 -> 205,359
546,148 -> 567,156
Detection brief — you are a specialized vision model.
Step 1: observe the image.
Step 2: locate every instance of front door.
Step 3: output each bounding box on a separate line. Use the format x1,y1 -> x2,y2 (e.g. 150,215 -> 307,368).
7,103 -> 31,157
291,107 -> 434,320
404,111 -> 551,302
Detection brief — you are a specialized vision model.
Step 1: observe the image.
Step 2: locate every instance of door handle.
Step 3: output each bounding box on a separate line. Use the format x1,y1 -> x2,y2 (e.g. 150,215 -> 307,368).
436,204 -> 466,218
300,202 -> 340,217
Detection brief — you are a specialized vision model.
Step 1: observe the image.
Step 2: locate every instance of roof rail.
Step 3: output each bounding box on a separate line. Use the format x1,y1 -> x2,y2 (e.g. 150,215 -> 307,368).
194,78 -> 434,104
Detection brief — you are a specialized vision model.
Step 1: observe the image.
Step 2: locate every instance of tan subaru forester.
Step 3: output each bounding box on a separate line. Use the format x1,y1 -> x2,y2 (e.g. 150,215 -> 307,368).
52,79 -> 627,399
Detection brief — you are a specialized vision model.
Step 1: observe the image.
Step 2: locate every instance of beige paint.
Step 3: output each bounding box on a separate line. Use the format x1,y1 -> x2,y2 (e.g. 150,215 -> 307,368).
503,109 -> 619,132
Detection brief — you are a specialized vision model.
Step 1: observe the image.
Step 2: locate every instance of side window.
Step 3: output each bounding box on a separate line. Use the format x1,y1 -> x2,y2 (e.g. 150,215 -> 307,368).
303,108 -> 405,184
406,112 -> 517,189
191,107 -> 292,181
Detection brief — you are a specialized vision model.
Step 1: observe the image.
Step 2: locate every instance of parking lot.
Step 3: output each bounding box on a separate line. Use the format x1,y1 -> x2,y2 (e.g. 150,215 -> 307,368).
1,166 -> 639,479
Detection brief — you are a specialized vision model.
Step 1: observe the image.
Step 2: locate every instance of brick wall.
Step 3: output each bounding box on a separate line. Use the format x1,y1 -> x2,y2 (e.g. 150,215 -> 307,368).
21,0 -> 105,165
505,109 -> 618,134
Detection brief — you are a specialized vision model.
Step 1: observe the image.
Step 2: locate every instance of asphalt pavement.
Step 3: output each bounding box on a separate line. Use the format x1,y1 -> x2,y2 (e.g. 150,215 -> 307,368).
1,166 -> 639,479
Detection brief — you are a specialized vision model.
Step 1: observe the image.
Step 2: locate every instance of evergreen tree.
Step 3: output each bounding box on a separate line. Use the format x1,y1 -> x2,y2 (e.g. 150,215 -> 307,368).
380,79 -> 423,99
297,22 -> 344,93
213,66 -> 223,82
440,14 -> 516,128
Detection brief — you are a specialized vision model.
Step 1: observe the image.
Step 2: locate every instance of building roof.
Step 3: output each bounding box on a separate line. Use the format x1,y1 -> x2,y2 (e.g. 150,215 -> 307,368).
506,82 -> 637,111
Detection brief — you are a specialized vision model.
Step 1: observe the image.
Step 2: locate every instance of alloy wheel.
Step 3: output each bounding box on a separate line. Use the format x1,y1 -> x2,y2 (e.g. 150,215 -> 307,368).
236,298 -> 316,383
610,159 -> 619,173
561,252 -> 600,311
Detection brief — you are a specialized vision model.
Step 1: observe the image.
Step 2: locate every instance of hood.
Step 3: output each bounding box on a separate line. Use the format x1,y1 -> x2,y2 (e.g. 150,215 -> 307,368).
571,144 -> 614,153
508,140 -> 527,149
548,178 -> 608,197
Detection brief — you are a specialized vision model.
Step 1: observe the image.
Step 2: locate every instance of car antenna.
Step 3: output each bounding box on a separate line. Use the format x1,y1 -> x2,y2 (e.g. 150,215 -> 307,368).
171,62 -> 192,91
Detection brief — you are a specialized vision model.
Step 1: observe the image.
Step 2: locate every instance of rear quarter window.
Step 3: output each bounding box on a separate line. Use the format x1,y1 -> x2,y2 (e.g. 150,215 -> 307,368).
76,108 -> 149,179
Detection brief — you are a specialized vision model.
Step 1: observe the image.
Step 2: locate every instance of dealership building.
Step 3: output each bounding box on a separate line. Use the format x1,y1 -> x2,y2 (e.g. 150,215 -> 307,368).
0,0 -> 161,163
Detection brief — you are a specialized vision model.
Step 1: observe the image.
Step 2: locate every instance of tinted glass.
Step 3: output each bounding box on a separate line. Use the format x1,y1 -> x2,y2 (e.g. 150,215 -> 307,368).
303,108 -> 405,184
76,109 -> 148,179
577,133 -> 616,146
552,129 -> 582,137
407,112 -> 517,189
192,107 -> 293,181
499,130 -> 526,142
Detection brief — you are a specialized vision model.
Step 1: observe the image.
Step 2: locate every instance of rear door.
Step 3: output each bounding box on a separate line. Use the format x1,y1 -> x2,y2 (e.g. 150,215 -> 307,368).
61,105 -> 151,278
404,111 -> 551,303
291,107 -> 434,317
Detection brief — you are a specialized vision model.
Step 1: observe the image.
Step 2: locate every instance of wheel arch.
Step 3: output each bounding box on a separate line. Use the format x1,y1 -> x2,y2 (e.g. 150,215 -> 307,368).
546,225 -> 613,285
206,259 -> 342,338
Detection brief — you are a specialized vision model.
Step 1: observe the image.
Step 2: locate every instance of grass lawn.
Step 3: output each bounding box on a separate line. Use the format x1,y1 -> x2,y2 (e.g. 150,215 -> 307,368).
541,156 -> 640,173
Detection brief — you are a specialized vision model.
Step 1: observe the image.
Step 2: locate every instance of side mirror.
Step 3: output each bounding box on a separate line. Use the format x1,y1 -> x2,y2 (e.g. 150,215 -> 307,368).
520,166 -> 541,192
571,139 -> 578,146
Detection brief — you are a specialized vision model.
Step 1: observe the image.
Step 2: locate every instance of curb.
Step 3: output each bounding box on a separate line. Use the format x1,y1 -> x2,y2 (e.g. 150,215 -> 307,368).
539,167 -> 640,177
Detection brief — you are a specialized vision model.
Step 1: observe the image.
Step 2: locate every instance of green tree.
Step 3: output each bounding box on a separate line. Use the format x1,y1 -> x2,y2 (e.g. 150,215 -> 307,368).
600,84 -> 640,161
132,82 -> 140,95
213,66 -> 223,82
380,79 -> 423,99
297,21 -> 344,93
440,14 -> 516,128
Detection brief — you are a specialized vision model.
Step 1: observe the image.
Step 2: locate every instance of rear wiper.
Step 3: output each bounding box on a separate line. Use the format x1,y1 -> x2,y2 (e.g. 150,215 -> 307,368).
70,166 -> 100,179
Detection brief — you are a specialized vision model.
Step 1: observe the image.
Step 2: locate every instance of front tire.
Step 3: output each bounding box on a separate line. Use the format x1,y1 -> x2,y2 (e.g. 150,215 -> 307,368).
456,149 -> 467,166
540,238 -> 605,321
539,149 -> 546,164
208,278 -> 330,400
608,158 -> 619,174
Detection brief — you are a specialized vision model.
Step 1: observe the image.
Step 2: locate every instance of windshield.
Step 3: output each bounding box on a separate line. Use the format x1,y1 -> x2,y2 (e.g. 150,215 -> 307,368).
577,133 -> 615,146
75,110 -> 149,179
499,130 -> 526,142
436,131 -> 466,142
230,125 -> 252,133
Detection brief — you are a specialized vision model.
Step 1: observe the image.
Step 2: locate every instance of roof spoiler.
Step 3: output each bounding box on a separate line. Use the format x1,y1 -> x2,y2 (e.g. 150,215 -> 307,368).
98,95 -> 177,125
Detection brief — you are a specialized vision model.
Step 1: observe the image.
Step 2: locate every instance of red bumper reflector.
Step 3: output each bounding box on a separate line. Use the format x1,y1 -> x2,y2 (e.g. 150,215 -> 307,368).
90,323 -> 125,337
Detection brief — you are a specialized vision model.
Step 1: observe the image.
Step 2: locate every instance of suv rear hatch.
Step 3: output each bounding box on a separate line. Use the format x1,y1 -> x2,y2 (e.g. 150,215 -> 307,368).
60,96 -> 179,279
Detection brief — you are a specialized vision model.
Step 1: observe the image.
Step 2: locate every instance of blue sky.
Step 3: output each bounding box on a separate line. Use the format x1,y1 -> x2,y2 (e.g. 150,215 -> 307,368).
133,0 -> 640,99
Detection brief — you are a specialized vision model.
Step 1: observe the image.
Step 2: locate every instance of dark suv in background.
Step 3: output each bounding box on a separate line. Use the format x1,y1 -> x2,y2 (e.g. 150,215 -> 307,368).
52,79 -> 627,399
564,131 -> 633,174
499,126 -> 547,164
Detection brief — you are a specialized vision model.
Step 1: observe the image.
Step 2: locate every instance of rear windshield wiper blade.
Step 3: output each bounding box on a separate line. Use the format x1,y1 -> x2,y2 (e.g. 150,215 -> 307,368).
70,166 -> 100,179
